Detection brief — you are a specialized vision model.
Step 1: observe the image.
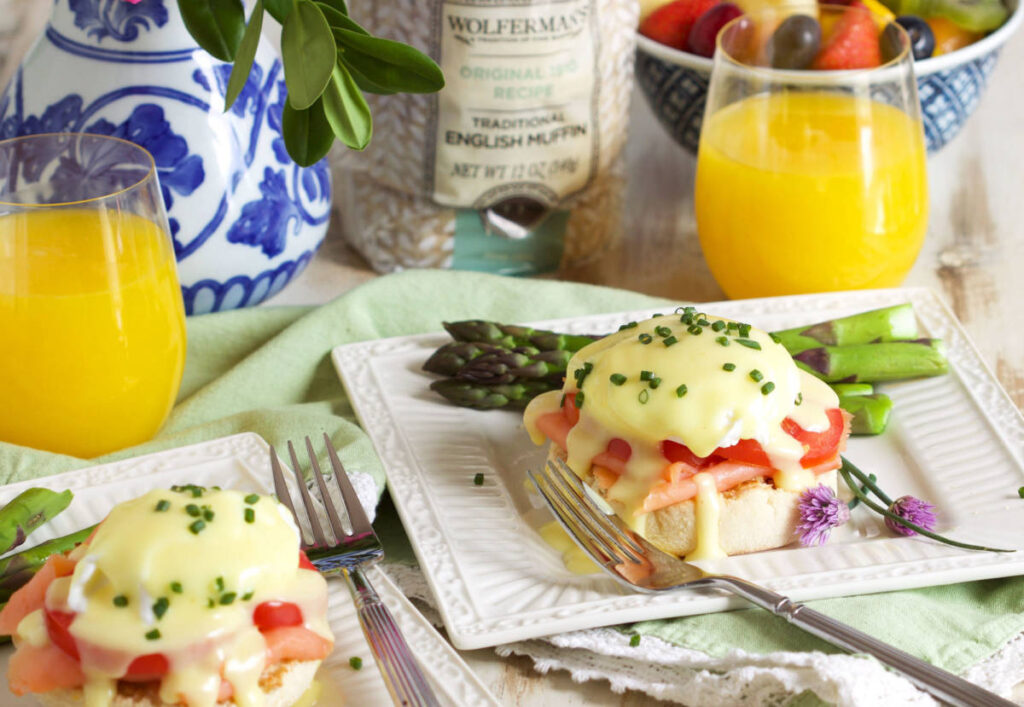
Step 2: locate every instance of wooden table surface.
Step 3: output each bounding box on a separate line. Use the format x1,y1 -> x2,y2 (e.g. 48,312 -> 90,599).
3,1 -> 1022,703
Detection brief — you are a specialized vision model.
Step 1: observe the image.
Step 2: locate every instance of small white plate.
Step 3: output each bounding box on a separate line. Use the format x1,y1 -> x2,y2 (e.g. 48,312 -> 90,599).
332,287 -> 1024,651
0,433 -> 499,707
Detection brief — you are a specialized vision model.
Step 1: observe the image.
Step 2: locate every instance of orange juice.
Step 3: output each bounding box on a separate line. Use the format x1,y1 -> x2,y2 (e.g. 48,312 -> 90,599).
0,209 -> 186,457
695,91 -> 928,298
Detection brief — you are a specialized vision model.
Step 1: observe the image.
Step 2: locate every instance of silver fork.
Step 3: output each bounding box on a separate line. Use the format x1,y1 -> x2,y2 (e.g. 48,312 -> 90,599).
529,457 -> 1015,707
271,434 -> 441,707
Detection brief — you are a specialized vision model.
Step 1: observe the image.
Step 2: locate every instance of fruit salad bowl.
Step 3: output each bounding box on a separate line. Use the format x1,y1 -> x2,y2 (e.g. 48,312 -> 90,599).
635,0 -> 1022,154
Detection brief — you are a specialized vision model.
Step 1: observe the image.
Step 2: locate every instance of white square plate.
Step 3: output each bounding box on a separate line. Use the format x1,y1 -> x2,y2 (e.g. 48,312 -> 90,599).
332,288 -> 1024,651
0,433 -> 498,707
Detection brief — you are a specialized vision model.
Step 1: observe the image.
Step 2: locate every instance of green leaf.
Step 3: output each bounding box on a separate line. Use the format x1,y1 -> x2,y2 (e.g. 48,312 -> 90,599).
333,28 -> 444,94
315,2 -> 366,33
344,61 -> 396,95
179,0 -> 246,62
225,0 -> 263,111
318,0 -> 348,15
263,0 -> 291,23
281,98 -> 335,167
281,0 -> 337,110
322,61 -> 372,150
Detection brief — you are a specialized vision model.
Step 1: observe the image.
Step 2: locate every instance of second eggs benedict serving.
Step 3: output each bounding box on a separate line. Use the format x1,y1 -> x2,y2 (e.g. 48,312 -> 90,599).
0,487 -> 333,706
525,308 -> 850,560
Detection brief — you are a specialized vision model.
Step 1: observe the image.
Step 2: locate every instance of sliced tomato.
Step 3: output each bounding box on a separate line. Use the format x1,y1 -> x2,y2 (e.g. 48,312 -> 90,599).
299,550 -> 317,571
561,392 -> 580,427
782,408 -> 847,467
254,601 -> 303,630
660,440 -> 721,469
713,438 -> 771,467
44,609 -> 79,661
124,653 -> 170,681
605,438 -> 631,462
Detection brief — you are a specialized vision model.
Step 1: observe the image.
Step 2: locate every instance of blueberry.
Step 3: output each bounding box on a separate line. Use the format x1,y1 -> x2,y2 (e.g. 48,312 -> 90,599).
895,15 -> 936,60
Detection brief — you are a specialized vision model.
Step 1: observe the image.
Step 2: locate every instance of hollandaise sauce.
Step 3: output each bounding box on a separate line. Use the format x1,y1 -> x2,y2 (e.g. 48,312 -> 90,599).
525,309 -> 840,556
9,488 -> 333,707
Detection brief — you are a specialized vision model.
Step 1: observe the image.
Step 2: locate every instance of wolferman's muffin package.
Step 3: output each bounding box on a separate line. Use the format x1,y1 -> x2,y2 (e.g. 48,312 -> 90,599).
336,0 -> 638,275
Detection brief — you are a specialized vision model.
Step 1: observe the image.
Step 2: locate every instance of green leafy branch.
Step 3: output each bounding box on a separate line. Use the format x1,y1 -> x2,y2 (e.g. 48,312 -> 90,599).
178,0 -> 445,166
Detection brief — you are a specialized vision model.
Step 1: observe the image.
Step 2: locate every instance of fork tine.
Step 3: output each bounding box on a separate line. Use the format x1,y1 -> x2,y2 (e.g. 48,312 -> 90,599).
541,461 -> 644,565
551,457 -> 646,558
528,469 -> 621,566
287,440 -> 330,547
270,446 -> 300,527
323,432 -> 372,536
305,436 -> 348,543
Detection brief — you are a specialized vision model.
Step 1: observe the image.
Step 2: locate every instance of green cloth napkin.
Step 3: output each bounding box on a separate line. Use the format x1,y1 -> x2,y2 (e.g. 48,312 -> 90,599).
1,269 -> 1021,679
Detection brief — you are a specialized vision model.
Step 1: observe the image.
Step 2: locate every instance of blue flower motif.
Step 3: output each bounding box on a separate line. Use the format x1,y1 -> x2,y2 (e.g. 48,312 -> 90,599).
267,80 -> 291,164
227,168 -> 301,257
69,0 -> 168,43
87,104 -> 204,211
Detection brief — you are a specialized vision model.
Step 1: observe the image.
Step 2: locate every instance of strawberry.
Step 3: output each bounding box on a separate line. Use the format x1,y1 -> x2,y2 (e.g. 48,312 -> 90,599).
812,2 -> 882,69
640,0 -> 721,51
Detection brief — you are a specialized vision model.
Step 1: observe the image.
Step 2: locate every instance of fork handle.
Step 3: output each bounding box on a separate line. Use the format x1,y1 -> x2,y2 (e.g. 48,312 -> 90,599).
716,576 -> 1014,707
346,566 -> 442,707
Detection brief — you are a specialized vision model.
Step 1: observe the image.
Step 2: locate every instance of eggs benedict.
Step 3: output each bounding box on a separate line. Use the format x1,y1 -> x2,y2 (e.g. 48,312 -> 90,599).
524,309 -> 850,559
0,487 -> 333,706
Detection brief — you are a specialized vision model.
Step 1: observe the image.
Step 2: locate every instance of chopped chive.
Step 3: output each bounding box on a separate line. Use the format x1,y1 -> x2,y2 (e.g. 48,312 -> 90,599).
153,597 -> 169,620
675,384 -> 688,397
220,592 -> 237,605
349,656 -> 363,670
189,520 -> 206,534
473,473 -> 484,486
652,313 -> 663,318
559,393 -> 566,408
610,373 -> 627,386
640,370 -> 653,381
215,576 -> 225,591
681,314 -> 694,325
716,336 -> 729,347
244,508 -> 255,523
155,500 -> 170,512
145,629 -> 161,641
655,325 -> 672,338
170,582 -> 183,594
244,493 -> 260,505
722,363 -> 736,372
574,391 -> 585,408
749,369 -> 763,382
629,634 -> 641,647
761,382 -> 776,395
203,508 -> 215,522
739,324 -> 752,338
649,377 -> 661,389
638,333 -> 653,344
662,336 -> 678,347
711,320 -> 726,332
736,338 -> 762,350
795,392 -> 804,406
242,590 -> 254,600
687,325 -> 702,335
207,598 -> 215,608
618,321 -> 638,331
769,333 -> 782,344
113,595 -> 129,608
696,318 -> 710,327
185,504 -> 201,517
727,322 -> 738,330
638,389 -> 649,404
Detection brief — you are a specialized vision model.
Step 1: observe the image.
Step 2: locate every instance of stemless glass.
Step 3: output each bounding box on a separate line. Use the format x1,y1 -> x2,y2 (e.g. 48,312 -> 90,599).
0,134 -> 186,457
695,5 -> 928,299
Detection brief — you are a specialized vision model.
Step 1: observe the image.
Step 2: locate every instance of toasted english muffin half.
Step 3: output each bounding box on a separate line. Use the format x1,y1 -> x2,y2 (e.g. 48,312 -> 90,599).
35,658 -> 321,707
546,445 -> 837,557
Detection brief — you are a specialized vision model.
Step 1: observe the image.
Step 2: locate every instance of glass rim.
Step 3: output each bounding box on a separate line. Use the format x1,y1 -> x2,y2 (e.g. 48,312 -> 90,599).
715,3 -> 912,80
0,132 -> 158,208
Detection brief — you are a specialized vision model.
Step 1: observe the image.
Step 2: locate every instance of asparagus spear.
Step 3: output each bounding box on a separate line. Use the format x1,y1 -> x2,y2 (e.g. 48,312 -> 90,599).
792,340 -> 948,383
772,304 -> 918,354
0,489 -> 73,555
831,383 -> 874,397
423,341 -> 510,377
0,524 -> 95,601
838,393 -> 894,435
455,348 -> 572,385
429,379 -> 554,410
443,320 -> 599,353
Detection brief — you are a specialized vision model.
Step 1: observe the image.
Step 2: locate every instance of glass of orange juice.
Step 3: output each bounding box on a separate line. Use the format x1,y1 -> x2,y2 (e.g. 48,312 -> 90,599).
0,133 -> 186,457
695,4 -> 928,298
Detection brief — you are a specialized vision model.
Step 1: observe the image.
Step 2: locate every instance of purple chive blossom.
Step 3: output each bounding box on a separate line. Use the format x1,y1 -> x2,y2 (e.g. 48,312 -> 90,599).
885,495 -> 937,536
796,485 -> 850,547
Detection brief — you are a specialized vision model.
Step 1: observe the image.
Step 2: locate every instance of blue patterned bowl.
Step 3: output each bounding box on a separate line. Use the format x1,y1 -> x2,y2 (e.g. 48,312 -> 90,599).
636,0 -> 1022,154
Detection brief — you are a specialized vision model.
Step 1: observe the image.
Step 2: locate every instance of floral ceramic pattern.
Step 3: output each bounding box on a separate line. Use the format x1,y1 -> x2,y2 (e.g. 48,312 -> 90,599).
69,0 -> 169,43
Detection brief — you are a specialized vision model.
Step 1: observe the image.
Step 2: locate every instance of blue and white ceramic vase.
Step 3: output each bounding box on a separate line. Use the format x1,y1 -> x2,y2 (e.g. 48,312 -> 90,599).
0,0 -> 331,314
